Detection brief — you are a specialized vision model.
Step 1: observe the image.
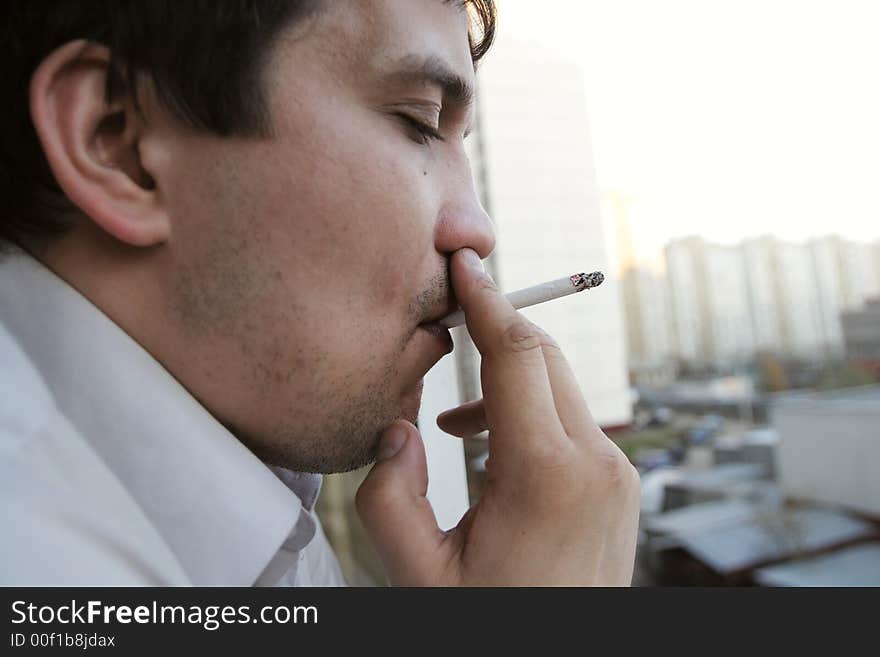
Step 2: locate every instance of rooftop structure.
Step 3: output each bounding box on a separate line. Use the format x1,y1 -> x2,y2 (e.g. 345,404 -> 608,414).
770,385 -> 880,517
753,543 -> 880,587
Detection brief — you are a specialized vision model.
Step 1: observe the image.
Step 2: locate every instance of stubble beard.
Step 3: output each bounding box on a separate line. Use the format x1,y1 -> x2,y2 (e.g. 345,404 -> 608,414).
236,357 -> 415,474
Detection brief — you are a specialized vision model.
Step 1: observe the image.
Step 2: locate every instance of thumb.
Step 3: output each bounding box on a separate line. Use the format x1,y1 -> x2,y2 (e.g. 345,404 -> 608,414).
355,420 -> 448,585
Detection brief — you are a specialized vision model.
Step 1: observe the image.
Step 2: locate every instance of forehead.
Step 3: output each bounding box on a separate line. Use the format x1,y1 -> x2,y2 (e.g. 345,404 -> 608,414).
287,0 -> 475,91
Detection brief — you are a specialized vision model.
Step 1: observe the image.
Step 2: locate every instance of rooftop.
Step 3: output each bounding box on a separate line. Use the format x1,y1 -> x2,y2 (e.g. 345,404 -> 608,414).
674,507 -> 877,575
753,543 -> 880,586
769,384 -> 880,413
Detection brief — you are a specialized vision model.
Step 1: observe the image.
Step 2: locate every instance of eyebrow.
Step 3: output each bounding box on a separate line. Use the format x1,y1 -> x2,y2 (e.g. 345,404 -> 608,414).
379,54 -> 475,107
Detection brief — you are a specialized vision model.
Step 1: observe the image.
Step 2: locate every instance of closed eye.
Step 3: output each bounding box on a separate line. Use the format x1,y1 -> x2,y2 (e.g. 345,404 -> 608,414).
395,113 -> 445,146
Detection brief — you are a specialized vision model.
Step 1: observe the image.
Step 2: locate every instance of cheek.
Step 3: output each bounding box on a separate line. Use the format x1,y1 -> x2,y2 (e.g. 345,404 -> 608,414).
368,261 -> 409,313
281,126 -> 435,302
183,109 -> 438,337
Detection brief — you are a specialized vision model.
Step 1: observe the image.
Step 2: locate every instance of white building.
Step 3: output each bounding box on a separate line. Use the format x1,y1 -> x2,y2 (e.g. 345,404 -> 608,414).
665,237 -> 707,365
809,236 -> 847,356
774,240 -> 826,357
703,243 -> 755,364
466,34 -> 631,428
816,235 -> 880,327
662,235 -> 879,367
665,237 -> 755,368
621,266 -> 675,370
872,240 -> 880,294
741,236 -> 785,353
808,235 -> 880,357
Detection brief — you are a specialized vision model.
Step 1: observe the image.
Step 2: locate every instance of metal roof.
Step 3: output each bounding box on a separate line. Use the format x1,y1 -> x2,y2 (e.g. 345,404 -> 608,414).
769,385 -> 880,413
664,463 -> 771,492
753,543 -> 880,587
674,508 -> 877,575
643,498 -> 764,537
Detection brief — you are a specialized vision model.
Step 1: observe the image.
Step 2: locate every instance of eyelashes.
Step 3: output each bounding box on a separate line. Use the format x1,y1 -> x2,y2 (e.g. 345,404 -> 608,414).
395,113 -> 445,146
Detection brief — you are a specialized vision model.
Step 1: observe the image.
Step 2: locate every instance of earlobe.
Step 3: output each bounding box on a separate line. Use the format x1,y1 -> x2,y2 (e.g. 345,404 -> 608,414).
29,40 -> 171,247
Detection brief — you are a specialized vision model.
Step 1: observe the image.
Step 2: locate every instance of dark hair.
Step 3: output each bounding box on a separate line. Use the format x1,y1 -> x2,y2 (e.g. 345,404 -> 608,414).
0,0 -> 496,250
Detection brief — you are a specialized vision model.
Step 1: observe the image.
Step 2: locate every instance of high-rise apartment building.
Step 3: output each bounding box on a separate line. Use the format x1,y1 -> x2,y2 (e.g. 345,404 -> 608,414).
810,236 -> 880,357
808,236 -> 847,356
657,235 -> 879,368
704,243 -> 756,363
774,240 -> 826,356
665,237 -> 755,368
872,240 -> 880,294
665,237 -> 706,365
621,266 -> 674,370
741,236 -> 785,353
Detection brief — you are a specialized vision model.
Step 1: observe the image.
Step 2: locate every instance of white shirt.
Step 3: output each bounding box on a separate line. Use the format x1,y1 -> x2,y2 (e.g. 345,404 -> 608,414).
0,248 -> 347,586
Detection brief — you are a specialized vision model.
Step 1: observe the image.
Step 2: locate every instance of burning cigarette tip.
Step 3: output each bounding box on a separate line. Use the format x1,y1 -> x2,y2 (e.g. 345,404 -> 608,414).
571,271 -> 605,291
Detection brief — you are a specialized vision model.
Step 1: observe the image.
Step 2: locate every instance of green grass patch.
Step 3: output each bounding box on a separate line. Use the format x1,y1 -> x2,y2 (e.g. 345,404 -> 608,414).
614,425 -> 687,462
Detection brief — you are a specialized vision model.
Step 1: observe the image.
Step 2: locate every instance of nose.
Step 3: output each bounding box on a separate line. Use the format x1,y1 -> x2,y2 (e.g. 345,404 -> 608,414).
433,166 -> 496,260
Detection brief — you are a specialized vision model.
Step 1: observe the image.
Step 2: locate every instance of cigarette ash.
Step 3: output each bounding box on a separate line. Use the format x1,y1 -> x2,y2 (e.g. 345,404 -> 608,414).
570,271 -> 604,291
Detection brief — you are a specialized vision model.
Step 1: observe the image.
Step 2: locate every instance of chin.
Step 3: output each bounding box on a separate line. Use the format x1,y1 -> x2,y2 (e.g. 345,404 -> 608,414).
398,377 -> 425,425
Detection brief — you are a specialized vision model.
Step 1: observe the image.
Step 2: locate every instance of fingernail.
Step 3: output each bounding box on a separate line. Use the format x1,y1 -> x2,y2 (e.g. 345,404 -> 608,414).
378,424 -> 408,461
460,248 -> 485,273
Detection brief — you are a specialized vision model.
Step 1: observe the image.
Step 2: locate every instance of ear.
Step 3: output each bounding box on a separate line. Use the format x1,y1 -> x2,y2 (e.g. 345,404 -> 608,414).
29,40 -> 170,247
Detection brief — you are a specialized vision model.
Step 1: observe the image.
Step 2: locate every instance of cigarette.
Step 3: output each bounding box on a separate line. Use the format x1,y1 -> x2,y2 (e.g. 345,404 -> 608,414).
438,270 -> 604,329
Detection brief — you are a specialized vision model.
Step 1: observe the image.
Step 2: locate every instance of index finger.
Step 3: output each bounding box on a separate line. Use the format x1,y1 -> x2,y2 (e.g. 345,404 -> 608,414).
450,249 -> 565,450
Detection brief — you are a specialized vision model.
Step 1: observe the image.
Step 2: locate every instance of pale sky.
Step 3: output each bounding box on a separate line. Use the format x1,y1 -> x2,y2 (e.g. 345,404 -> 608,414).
498,0 -> 880,263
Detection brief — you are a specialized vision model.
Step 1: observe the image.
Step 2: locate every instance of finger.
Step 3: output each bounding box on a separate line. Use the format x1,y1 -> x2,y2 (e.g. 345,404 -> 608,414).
355,421 -> 450,585
439,324 -> 603,444
535,328 -> 604,442
449,249 -> 564,451
437,399 -> 487,437
439,340 -> 603,442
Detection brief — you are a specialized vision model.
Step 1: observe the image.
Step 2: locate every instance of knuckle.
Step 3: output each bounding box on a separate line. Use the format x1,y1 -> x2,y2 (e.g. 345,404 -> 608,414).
594,445 -> 634,488
534,325 -> 562,351
629,463 -> 642,489
499,319 -> 546,354
473,271 -> 500,294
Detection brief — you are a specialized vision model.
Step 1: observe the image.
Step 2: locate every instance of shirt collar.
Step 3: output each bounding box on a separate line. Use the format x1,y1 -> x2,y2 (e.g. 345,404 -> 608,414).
0,249 -> 321,585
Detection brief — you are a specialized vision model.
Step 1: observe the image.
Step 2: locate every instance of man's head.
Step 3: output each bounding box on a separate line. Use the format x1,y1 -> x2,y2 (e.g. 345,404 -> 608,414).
2,0 -> 496,472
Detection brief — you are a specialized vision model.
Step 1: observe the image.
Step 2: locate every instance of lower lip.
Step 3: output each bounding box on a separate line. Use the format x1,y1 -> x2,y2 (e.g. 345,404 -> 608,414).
418,323 -> 454,353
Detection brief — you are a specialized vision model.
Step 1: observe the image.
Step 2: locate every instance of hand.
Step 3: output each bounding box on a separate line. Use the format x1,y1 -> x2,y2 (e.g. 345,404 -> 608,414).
356,248 -> 640,585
